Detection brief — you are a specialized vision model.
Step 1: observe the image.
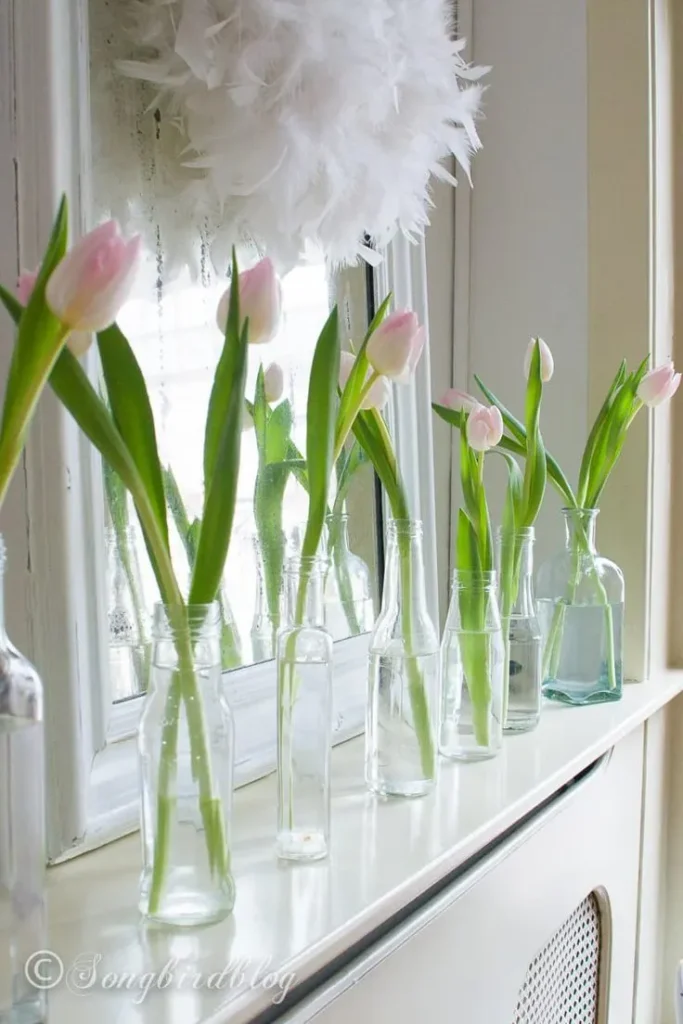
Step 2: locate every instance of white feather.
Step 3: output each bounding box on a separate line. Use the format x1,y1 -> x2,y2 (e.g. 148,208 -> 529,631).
89,0 -> 489,274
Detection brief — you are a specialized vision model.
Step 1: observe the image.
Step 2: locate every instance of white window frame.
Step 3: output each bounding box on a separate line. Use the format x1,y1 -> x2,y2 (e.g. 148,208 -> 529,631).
1,0 -> 441,862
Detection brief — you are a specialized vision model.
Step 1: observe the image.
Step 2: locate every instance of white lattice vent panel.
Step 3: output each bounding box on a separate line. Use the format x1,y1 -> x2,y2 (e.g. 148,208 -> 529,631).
512,893 -> 602,1024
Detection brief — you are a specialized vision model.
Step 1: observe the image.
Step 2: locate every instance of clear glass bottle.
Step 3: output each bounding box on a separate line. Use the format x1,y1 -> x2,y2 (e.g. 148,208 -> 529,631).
439,570 -> 505,761
138,602 -> 236,926
537,508 -> 624,705
0,538 -> 46,1024
106,525 -> 150,700
276,556 -> 333,861
496,528 -> 542,733
366,519 -> 439,798
324,512 -> 374,640
250,534 -> 277,663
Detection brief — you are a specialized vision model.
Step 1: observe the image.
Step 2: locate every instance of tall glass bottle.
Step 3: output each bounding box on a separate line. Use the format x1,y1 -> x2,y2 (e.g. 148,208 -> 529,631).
277,556 -> 333,860
496,528 -> 542,733
537,508 -> 624,705
138,602 -> 236,926
439,570 -> 505,761
0,539 -> 46,1024
366,519 -> 439,798
324,512 -> 374,639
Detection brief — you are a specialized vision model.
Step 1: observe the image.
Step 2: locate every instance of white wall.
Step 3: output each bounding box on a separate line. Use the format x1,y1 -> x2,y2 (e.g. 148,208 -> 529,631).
464,0 -> 589,568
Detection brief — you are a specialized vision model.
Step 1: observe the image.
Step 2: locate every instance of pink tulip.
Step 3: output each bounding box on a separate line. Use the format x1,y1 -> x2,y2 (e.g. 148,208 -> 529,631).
524,337 -> 554,383
45,221 -> 141,333
637,361 -> 681,407
17,270 -> 38,305
263,362 -> 284,404
339,351 -> 390,411
17,267 -> 94,358
217,257 -> 282,346
466,405 -> 504,452
440,388 -> 481,413
366,311 -> 426,383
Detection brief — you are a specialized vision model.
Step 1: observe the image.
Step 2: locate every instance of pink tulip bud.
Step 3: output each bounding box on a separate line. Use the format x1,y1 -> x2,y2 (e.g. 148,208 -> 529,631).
637,361 -> 681,407
366,311 -> 426,383
263,362 -> 284,404
466,405 -> 504,452
17,270 -> 38,305
45,221 -> 141,333
216,257 -> 282,346
339,351 -> 390,411
440,388 -> 481,413
524,337 -> 554,383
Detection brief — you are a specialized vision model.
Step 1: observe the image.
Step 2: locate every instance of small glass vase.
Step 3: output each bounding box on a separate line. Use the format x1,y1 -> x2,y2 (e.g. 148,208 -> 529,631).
324,512 -> 374,640
0,539 -> 47,1024
276,556 -> 332,861
439,570 -> 504,762
366,519 -> 438,798
138,602 -> 236,926
537,508 -> 624,705
496,528 -> 542,733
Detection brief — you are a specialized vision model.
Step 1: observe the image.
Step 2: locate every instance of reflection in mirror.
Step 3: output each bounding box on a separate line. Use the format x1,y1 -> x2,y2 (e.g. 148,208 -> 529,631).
98,254 -> 380,702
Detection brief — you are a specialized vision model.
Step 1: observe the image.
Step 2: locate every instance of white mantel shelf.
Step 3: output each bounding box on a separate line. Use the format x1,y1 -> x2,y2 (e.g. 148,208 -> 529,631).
47,674 -> 683,1024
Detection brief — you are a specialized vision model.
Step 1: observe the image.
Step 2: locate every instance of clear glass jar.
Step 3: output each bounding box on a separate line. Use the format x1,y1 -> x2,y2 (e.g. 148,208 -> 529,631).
496,528 -> 542,733
106,525 -> 149,700
276,556 -> 333,861
324,512 -> 374,640
366,519 -> 438,797
138,603 -> 236,926
537,508 -> 624,705
0,538 -> 47,1024
439,570 -> 505,761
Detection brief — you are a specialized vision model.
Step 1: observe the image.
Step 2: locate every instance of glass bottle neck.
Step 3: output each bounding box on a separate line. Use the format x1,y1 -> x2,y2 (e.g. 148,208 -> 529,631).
495,530 -> 535,616
563,508 -> 598,553
382,520 -> 430,621
282,558 -> 327,628
327,513 -> 350,555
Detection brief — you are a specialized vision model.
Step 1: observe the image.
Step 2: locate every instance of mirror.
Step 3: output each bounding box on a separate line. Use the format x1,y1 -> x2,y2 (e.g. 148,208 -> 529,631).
88,5 -> 381,700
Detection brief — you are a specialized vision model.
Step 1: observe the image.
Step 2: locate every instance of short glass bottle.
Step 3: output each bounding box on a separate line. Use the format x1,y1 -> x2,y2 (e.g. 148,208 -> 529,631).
0,539 -> 46,1024
439,570 -> 505,761
537,508 -> 624,705
138,603 -> 236,926
366,519 -> 439,798
496,528 -> 542,733
276,556 -> 333,861
324,512 -> 374,640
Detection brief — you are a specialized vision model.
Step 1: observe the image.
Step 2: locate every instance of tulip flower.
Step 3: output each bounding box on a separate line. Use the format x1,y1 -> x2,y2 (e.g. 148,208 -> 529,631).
217,257 -> 282,346
466,405 -> 504,452
18,268 -> 97,358
524,337 -> 554,383
17,270 -> 37,306
263,361 -> 284,404
366,310 -> 425,383
637,361 -> 681,407
339,351 -> 390,411
45,221 -> 141,333
440,388 -> 481,413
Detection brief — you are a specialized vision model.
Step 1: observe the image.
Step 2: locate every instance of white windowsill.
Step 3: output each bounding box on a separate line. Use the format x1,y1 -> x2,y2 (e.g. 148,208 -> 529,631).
46,673 -> 683,1024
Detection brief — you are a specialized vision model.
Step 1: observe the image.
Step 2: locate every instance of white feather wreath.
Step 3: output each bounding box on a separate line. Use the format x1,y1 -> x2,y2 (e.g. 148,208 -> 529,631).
89,0 -> 488,273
